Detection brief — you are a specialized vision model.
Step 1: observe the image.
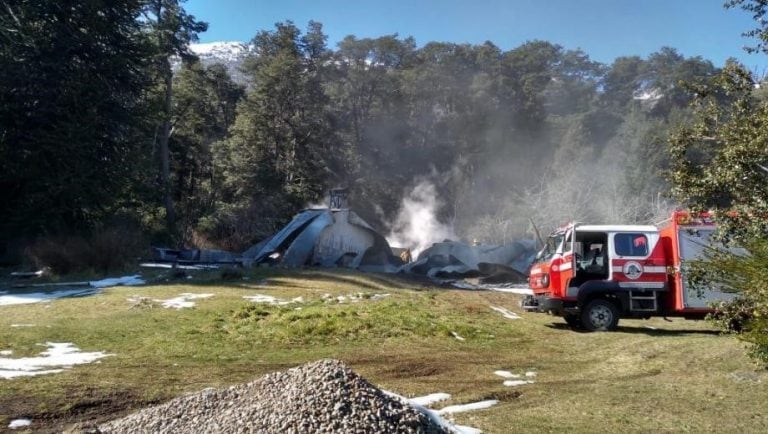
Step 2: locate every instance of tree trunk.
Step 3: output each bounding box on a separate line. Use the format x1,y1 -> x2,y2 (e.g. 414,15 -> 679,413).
159,62 -> 175,232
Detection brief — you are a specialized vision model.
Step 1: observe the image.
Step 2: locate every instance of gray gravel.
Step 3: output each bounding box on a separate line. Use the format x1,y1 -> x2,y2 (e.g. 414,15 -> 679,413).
98,359 -> 450,434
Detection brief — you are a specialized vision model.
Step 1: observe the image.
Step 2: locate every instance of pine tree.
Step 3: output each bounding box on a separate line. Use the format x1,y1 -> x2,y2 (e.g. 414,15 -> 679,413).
0,0 -> 152,247
142,0 -> 207,235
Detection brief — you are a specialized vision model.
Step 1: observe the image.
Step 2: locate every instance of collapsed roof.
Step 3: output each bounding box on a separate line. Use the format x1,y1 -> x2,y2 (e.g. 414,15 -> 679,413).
242,208 -> 401,270
401,240 -> 536,282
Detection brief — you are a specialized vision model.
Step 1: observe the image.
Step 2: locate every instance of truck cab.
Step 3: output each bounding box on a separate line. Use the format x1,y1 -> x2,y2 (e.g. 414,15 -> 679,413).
525,223 -> 667,331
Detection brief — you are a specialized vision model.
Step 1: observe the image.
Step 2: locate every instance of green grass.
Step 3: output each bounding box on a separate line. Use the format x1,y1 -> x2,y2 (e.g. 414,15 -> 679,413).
1,268 -> 767,433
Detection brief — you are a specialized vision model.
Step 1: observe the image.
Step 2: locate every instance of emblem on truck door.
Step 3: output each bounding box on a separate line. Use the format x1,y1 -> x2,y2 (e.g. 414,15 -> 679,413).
622,261 -> 643,280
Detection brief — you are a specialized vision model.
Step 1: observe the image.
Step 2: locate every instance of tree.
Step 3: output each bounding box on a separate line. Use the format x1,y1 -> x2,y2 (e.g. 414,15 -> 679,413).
726,0 -> 768,55
0,0 -> 152,251
170,62 -> 243,242
668,61 -> 768,365
212,21 -> 339,248
142,0 -> 207,235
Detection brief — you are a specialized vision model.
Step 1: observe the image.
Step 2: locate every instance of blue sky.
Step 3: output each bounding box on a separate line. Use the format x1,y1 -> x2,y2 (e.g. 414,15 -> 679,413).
185,0 -> 768,72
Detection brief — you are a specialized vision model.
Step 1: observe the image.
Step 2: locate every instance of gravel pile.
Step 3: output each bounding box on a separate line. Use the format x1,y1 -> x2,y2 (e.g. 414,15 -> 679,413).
99,359 -> 450,434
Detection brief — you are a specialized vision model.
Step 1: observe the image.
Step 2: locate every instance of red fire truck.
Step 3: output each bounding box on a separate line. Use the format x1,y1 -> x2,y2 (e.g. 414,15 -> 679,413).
522,211 -> 739,331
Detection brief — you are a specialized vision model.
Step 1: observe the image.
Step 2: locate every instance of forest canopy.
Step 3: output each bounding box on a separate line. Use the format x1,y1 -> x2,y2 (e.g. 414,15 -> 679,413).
0,1 -> 731,263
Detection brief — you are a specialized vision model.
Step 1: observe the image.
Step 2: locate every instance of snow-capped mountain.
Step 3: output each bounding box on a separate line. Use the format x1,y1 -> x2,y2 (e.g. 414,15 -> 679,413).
190,41 -> 249,63
185,41 -> 251,84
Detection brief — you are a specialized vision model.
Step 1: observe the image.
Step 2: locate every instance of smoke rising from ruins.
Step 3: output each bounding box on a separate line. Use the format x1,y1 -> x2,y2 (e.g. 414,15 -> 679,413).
386,180 -> 456,257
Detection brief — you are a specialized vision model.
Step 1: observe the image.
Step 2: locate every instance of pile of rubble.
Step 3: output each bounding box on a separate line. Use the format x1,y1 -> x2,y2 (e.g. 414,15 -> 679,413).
146,189 -> 536,283
99,359 -> 449,434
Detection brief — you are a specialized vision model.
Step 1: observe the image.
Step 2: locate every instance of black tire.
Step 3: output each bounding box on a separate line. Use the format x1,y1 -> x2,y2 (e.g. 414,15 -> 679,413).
563,313 -> 583,330
581,298 -> 620,331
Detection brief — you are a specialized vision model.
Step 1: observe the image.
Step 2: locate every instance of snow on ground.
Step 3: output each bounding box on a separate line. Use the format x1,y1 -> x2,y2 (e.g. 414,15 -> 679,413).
495,369 -> 535,387
450,331 -> 465,341
1,275 -> 145,307
408,393 -> 451,407
128,293 -> 215,309
322,293 -> 390,303
89,275 -> 145,288
437,400 -> 499,414
481,284 -> 533,295
158,293 -> 214,309
490,306 -> 521,320
494,370 -> 521,379
10,324 -> 35,327
0,342 -> 112,379
385,391 -> 485,434
451,281 -> 478,290
503,380 -> 534,387
8,419 -> 31,429
0,350 -> 12,356
243,294 -> 304,305
139,262 -> 219,270
0,288 -> 99,306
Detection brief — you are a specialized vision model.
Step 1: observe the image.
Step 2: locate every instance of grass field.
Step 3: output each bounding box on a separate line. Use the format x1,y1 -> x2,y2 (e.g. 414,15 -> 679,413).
1,268 -> 767,433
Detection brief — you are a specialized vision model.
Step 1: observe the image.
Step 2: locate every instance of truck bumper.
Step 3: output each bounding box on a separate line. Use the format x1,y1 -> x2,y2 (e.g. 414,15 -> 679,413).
522,295 -> 577,314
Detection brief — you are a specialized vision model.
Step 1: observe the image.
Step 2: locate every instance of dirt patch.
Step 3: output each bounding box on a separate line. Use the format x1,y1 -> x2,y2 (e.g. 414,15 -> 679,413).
1,388 -> 162,434
379,360 -> 449,379
478,389 -> 522,402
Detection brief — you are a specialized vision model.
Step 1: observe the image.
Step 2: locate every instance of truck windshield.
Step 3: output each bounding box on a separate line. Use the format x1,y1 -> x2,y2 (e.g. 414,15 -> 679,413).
538,233 -> 565,261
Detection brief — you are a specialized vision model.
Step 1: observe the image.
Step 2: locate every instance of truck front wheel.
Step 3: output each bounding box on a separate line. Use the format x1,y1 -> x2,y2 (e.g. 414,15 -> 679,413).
581,298 -> 620,331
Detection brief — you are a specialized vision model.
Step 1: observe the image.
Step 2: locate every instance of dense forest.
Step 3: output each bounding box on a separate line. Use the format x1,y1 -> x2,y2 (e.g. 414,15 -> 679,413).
0,0 -> 746,263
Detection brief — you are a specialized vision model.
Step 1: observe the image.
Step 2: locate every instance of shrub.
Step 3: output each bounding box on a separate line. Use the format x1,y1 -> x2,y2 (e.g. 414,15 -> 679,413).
25,223 -> 148,275
688,240 -> 768,367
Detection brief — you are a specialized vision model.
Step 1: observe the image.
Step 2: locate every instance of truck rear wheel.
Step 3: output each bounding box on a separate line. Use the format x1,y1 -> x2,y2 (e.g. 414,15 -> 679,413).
581,298 -> 619,331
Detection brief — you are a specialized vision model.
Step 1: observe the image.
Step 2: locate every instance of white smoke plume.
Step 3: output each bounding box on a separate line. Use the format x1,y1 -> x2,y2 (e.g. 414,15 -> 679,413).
386,180 -> 456,257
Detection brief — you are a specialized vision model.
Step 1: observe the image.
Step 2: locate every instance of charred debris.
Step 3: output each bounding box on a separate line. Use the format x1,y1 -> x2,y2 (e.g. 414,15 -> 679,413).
147,189 -> 536,284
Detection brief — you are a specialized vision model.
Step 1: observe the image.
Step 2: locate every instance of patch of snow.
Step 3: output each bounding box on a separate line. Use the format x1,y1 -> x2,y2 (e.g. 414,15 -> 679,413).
321,292 -> 389,304
437,399 -> 498,414
503,380 -> 534,387
450,331 -> 465,341
139,262 -> 217,270
644,325 -> 657,330
0,350 -> 12,356
0,288 -> 99,306
160,293 -> 214,309
89,275 -> 145,288
482,284 -> 532,295
494,370 -> 521,379
453,425 -> 483,434
525,371 -> 537,378
8,419 -> 31,429
0,342 -> 112,379
490,306 -> 521,320
243,294 -> 303,305
451,281 -> 478,290
384,390 -> 482,434
409,392 -> 451,406
10,324 -> 35,327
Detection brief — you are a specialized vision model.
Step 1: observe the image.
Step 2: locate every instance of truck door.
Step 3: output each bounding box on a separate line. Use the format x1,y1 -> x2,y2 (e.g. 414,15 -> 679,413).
557,229 -> 576,297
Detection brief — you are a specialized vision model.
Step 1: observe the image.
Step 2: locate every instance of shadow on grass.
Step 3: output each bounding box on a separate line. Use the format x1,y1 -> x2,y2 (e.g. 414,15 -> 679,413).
545,322 -> 722,336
